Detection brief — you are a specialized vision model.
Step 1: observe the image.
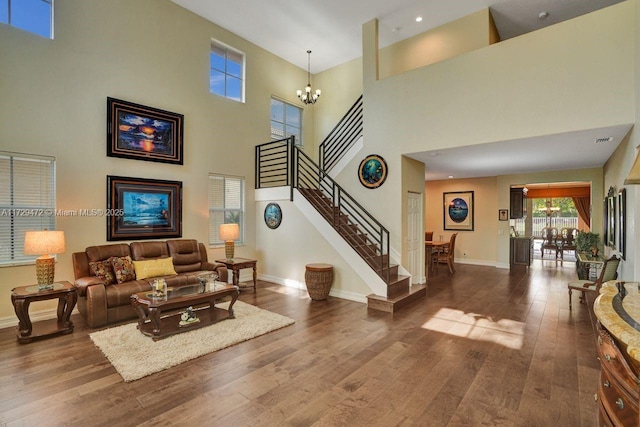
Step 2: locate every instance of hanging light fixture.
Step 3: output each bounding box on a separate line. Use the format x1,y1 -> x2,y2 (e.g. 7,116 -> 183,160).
297,50 -> 321,105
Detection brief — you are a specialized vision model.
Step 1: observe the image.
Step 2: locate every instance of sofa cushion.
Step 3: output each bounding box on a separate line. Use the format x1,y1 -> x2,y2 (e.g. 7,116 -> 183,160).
86,244 -> 131,262
105,279 -> 151,308
167,239 -> 202,273
110,255 -> 136,284
89,260 -> 115,285
130,241 -> 170,261
132,257 -> 177,280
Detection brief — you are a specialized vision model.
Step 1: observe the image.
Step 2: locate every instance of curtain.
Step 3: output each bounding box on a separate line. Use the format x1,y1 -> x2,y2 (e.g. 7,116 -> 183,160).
572,196 -> 590,228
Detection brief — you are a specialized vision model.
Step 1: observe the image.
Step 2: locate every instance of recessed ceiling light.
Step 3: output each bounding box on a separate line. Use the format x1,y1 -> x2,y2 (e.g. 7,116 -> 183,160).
448,175 -> 454,179
415,16 -> 423,23
538,11 -> 549,20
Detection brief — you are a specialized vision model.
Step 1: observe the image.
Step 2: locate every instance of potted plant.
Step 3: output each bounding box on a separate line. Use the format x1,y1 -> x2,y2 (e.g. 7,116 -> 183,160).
575,231 -> 601,279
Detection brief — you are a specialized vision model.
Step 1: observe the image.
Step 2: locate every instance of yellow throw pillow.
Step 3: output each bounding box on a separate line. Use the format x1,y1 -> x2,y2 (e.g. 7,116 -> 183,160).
133,257 -> 177,280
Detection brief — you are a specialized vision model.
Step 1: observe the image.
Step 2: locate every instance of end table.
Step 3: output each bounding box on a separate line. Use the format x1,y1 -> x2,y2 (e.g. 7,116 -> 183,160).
11,281 -> 77,343
215,258 -> 257,293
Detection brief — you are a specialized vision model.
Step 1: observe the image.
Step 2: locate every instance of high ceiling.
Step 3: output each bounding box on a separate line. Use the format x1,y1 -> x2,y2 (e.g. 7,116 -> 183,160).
171,0 -> 630,181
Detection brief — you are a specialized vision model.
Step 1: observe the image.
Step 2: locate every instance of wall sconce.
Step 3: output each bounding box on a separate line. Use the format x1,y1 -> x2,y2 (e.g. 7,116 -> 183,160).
23,230 -> 66,290
219,224 -> 239,260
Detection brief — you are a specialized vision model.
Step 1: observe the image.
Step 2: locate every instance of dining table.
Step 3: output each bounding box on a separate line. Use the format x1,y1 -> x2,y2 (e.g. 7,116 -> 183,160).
425,240 -> 449,280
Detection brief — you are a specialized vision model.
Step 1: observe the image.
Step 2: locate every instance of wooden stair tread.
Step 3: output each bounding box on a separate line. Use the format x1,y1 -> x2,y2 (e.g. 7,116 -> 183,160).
367,283 -> 427,313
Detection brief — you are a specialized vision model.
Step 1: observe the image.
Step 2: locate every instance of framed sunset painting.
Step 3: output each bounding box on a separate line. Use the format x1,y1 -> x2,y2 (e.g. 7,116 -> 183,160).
107,97 -> 184,165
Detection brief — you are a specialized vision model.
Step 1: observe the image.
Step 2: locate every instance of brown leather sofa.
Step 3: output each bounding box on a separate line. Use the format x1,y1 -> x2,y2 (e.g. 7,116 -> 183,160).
72,239 -> 228,328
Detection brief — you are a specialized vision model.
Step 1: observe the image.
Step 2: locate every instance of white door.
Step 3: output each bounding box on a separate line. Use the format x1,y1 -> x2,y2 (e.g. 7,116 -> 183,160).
407,191 -> 423,281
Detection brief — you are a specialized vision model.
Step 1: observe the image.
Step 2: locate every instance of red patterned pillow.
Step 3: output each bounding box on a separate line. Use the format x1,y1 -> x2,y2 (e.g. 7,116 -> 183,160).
109,255 -> 136,284
89,260 -> 115,285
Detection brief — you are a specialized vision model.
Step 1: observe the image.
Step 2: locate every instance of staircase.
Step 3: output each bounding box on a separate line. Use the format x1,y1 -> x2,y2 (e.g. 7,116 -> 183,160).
256,135 -> 426,313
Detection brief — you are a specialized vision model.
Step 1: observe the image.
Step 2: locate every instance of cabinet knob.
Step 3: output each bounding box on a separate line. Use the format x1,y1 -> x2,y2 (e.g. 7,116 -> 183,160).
605,354 -> 611,362
604,380 -> 610,388
594,393 -> 598,402
598,336 -> 603,345
616,398 -> 624,410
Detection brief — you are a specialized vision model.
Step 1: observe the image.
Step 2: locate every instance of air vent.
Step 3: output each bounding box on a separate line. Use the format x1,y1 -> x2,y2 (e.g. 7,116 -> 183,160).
595,137 -> 614,143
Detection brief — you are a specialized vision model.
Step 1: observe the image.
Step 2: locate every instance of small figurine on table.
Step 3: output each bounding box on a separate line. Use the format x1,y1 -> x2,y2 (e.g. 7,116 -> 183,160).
179,306 -> 200,327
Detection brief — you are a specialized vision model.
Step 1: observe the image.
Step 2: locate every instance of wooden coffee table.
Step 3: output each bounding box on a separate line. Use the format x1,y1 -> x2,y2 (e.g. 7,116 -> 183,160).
130,282 -> 239,341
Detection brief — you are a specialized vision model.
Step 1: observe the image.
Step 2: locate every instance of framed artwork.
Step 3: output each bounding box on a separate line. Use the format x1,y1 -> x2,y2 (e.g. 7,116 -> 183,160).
605,186 -> 616,248
358,154 -> 387,189
107,176 -> 182,241
444,191 -> 474,231
107,97 -> 184,165
498,209 -> 508,221
264,203 -> 282,229
618,188 -> 626,260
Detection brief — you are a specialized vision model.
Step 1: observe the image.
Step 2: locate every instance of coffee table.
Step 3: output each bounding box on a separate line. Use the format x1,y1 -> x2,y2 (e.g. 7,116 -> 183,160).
130,282 -> 239,341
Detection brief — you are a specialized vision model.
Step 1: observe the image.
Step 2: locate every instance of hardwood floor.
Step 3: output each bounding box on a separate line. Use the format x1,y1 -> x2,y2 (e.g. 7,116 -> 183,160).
0,261 -> 600,426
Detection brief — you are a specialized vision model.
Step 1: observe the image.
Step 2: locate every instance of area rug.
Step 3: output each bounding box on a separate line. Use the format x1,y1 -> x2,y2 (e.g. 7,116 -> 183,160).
89,301 -> 295,382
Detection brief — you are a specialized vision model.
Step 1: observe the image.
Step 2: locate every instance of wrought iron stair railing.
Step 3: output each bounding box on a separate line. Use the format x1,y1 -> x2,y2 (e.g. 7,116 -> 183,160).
255,136 -> 391,284
319,95 -> 363,173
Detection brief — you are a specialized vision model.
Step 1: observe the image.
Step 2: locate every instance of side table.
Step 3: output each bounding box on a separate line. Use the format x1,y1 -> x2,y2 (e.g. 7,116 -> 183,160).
215,258 -> 257,293
11,281 -> 77,344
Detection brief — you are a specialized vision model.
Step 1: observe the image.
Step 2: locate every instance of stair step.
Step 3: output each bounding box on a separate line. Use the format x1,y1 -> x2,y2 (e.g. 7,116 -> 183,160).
367,283 -> 427,313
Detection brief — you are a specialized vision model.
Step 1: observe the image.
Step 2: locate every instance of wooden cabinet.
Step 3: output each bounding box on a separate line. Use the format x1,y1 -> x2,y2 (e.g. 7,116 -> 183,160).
596,321 -> 639,426
510,188 -> 527,219
510,237 -> 533,268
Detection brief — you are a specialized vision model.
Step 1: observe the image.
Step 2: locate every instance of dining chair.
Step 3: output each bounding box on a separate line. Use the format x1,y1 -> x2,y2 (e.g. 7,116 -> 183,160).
425,231 -> 433,242
568,255 -> 620,309
432,233 -> 458,274
559,227 -> 578,261
540,227 -> 559,260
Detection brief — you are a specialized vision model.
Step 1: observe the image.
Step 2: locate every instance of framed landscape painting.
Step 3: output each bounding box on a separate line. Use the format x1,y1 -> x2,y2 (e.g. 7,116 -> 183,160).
107,176 -> 182,241
444,191 -> 474,231
107,97 -> 184,165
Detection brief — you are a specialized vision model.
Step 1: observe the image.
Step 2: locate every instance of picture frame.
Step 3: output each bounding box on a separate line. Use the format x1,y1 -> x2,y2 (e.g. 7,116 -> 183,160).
498,209 -> 508,221
107,97 -> 184,165
264,203 -> 282,230
605,186 -> 616,248
107,175 -> 182,241
618,188 -> 626,260
358,154 -> 388,189
444,191 -> 474,231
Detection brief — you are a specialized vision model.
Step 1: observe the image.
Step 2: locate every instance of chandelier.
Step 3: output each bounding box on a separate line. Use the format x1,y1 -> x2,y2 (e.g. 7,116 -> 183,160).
297,50 -> 321,105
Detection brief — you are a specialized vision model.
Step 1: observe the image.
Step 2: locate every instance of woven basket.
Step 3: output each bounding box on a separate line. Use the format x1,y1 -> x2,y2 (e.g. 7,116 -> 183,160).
304,264 -> 333,300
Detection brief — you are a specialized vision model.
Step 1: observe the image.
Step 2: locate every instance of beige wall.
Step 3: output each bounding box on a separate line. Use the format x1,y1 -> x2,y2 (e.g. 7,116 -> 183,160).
0,0 -> 312,320
359,2 -> 634,254
379,9 -> 495,79
425,177 -> 498,265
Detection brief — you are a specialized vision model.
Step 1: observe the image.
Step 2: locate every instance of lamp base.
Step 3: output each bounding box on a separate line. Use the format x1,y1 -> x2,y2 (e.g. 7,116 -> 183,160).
35,256 -> 56,290
225,241 -> 235,261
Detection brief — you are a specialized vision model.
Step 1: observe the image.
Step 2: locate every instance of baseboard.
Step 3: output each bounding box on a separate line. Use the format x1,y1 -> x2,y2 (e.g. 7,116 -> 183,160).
0,307 -> 80,331
257,273 -> 367,304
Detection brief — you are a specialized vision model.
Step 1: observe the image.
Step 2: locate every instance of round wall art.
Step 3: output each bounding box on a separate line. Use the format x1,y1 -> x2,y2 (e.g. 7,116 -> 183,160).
358,154 -> 388,189
264,203 -> 282,229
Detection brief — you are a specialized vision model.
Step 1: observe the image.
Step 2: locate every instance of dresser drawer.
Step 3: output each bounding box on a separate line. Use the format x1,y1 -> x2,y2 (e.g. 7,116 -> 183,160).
597,326 -> 640,399
598,368 -> 638,426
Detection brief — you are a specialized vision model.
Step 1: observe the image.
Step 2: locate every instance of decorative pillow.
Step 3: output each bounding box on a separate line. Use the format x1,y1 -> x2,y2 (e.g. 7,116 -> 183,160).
132,257 -> 177,280
89,260 -> 115,285
109,255 -> 136,284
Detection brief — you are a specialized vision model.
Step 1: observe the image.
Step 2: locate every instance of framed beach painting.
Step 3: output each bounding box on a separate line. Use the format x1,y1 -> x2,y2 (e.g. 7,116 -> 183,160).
107,176 -> 182,241
444,191 -> 474,231
107,97 -> 184,165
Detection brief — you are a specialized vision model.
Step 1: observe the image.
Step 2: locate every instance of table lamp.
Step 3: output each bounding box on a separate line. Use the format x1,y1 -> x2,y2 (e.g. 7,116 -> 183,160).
23,230 -> 66,290
219,223 -> 239,260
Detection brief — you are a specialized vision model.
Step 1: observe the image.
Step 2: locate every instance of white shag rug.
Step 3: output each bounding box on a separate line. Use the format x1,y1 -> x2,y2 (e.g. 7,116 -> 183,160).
90,301 -> 295,382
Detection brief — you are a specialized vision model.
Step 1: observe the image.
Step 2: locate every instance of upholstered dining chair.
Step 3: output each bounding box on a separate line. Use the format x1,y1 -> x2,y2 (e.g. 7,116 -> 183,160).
568,255 -> 620,310
432,233 -> 458,274
559,227 -> 578,261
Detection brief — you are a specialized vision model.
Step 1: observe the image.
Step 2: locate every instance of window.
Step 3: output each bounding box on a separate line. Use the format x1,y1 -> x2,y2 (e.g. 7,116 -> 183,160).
0,152 -> 56,266
208,174 -> 244,246
270,97 -> 302,145
210,39 -> 244,102
1,0 -> 54,39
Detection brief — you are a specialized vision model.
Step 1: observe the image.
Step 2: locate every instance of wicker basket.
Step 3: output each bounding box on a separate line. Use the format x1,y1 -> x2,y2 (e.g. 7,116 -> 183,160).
304,263 -> 334,300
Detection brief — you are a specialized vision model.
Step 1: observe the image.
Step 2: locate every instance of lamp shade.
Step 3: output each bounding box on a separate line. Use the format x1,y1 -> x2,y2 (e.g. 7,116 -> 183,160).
24,230 -> 66,255
219,223 -> 239,241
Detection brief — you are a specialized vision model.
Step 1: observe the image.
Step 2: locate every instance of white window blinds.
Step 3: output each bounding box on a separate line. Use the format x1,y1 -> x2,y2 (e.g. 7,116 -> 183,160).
208,174 -> 244,246
0,152 -> 56,266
